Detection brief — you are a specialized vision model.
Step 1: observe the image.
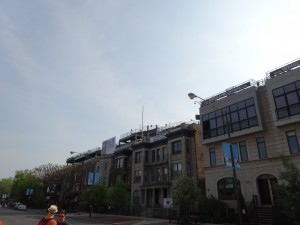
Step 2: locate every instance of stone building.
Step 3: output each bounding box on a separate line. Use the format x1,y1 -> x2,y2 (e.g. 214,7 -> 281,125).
129,122 -> 204,212
197,59 -> 300,210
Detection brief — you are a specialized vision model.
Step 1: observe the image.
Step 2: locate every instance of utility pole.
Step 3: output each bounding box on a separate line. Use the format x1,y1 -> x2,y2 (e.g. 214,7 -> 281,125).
188,93 -> 244,225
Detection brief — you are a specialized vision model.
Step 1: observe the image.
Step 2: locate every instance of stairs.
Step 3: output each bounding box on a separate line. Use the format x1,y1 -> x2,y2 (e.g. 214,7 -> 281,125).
247,206 -> 275,225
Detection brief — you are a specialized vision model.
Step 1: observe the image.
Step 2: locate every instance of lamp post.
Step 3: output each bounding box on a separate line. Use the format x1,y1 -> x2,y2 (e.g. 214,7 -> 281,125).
188,92 -> 244,225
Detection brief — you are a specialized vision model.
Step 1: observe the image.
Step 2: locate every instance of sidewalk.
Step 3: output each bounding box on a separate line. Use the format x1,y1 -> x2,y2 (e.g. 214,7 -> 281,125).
67,211 -> 229,225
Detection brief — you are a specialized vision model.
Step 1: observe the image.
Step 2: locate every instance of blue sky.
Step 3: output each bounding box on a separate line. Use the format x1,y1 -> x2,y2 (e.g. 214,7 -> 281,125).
1,0 -> 300,179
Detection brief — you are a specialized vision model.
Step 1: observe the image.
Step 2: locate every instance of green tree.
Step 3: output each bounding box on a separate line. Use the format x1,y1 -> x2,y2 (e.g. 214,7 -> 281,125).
199,195 -> 228,223
171,173 -> 200,225
32,163 -> 70,206
107,180 -> 130,213
0,178 -> 13,200
273,155 -> 300,222
11,170 -> 41,207
89,184 -> 108,214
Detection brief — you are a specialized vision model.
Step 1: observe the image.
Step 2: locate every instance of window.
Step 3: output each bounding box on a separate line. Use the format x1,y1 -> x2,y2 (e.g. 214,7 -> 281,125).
151,169 -> 155,182
172,140 -> 182,154
256,137 -> 268,159
186,139 -> 190,152
156,168 -> 161,181
152,150 -> 155,162
286,131 -> 300,154
145,151 -> 149,163
172,162 -> 182,177
209,148 -> 216,166
202,98 -> 258,140
239,141 -> 248,161
144,170 -> 148,183
273,81 -> 300,120
162,147 -> 168,161
217,177 -> 240,200
134,170 -> 141,182
156,149 -> 160,161
135,152 -> 141,163
133,191 -> 140,204
163,167 -> 168,180
115,158 -> 124,168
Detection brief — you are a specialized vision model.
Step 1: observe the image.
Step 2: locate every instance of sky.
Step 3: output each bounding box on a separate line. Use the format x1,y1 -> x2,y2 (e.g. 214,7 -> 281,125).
1,0 -> 300,179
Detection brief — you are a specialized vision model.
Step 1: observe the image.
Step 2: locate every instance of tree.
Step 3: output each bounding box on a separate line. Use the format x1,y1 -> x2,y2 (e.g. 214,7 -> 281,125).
0,178 -> 13,200
199,195 -> 228,223
107,180 -> 130,213
31,163 -> 72,207
89,184 -> 108,214
273,155 -> 300,222
10,170 -> 42,207
171,173 -> 200,225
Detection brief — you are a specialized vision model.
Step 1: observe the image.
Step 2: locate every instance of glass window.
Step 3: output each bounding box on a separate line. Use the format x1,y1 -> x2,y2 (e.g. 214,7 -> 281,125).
172,162 -> 182,177
172,141 -> 182,154
245,98 -> 254,106
277,108 -> 289,119
230,104 -> 238,111
290,104 -> 300,116
247,106 -> 256,118
273,87 -> 284,97
202,98 -> 258,140
202,114 -> 209,121
210,118 -> 217,129
273,80 -> 300,120
239,108 -> 247,121
152,150 -> 155,162
145,151 -> 149,163
162,147 -> 168,161
256,137 -> 268,159
230,111 -> 239,123
135,152 -> 141,163
163,167 -> 168,180
284,83 -> 296,93
209,148 -> 216,166
134,170 -> 141,182
274,96 -> 287,108
209,111 -> 216,119
133,191 -> 140,204
286,131 -> 300,154
156,149 -> 160,161
286,92 -> 299,105
217,177 -> 240,200
238,101 -> 245,109
239,141 -> 248,161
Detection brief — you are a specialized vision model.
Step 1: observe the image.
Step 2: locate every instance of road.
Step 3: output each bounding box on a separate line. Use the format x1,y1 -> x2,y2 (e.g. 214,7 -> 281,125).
0,206 -> 101,225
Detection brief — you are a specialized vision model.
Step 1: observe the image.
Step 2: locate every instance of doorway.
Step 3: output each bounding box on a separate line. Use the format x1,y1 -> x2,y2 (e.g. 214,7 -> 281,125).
257,174 -> 277,205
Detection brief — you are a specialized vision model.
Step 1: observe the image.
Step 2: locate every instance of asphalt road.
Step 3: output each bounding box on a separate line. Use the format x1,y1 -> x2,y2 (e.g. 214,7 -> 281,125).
0,206 -> 101,225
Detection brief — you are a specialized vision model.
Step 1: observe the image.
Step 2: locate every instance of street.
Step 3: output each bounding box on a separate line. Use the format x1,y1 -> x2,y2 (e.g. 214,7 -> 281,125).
0,206 -> 102,225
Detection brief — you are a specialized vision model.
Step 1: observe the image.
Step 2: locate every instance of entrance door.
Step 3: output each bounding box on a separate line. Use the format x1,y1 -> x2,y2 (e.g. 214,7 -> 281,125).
257,175 -> 277,205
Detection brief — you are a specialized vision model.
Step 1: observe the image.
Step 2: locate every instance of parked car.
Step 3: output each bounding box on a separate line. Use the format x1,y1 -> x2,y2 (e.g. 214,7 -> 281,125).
14,203 -> 27,211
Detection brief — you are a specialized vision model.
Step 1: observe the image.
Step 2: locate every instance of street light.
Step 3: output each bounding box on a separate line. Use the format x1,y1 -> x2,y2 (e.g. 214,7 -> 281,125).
188,92 -> 244,225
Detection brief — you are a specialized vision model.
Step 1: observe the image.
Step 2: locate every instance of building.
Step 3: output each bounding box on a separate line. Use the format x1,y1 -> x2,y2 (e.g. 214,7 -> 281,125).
129,122 -> 204,215
198,59 -> 300,210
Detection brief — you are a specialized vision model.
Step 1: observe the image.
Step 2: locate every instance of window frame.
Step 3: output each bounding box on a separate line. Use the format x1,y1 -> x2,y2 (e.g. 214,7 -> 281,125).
172,140 -> 182,154
239,141 -> 249,161
286,130 -> 300,154
256,137 -> 268,159
209,148 -> 217,166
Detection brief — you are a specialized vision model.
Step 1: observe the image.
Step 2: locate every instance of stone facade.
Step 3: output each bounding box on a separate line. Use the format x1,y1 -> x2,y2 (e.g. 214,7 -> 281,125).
201,65 -> 300,208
